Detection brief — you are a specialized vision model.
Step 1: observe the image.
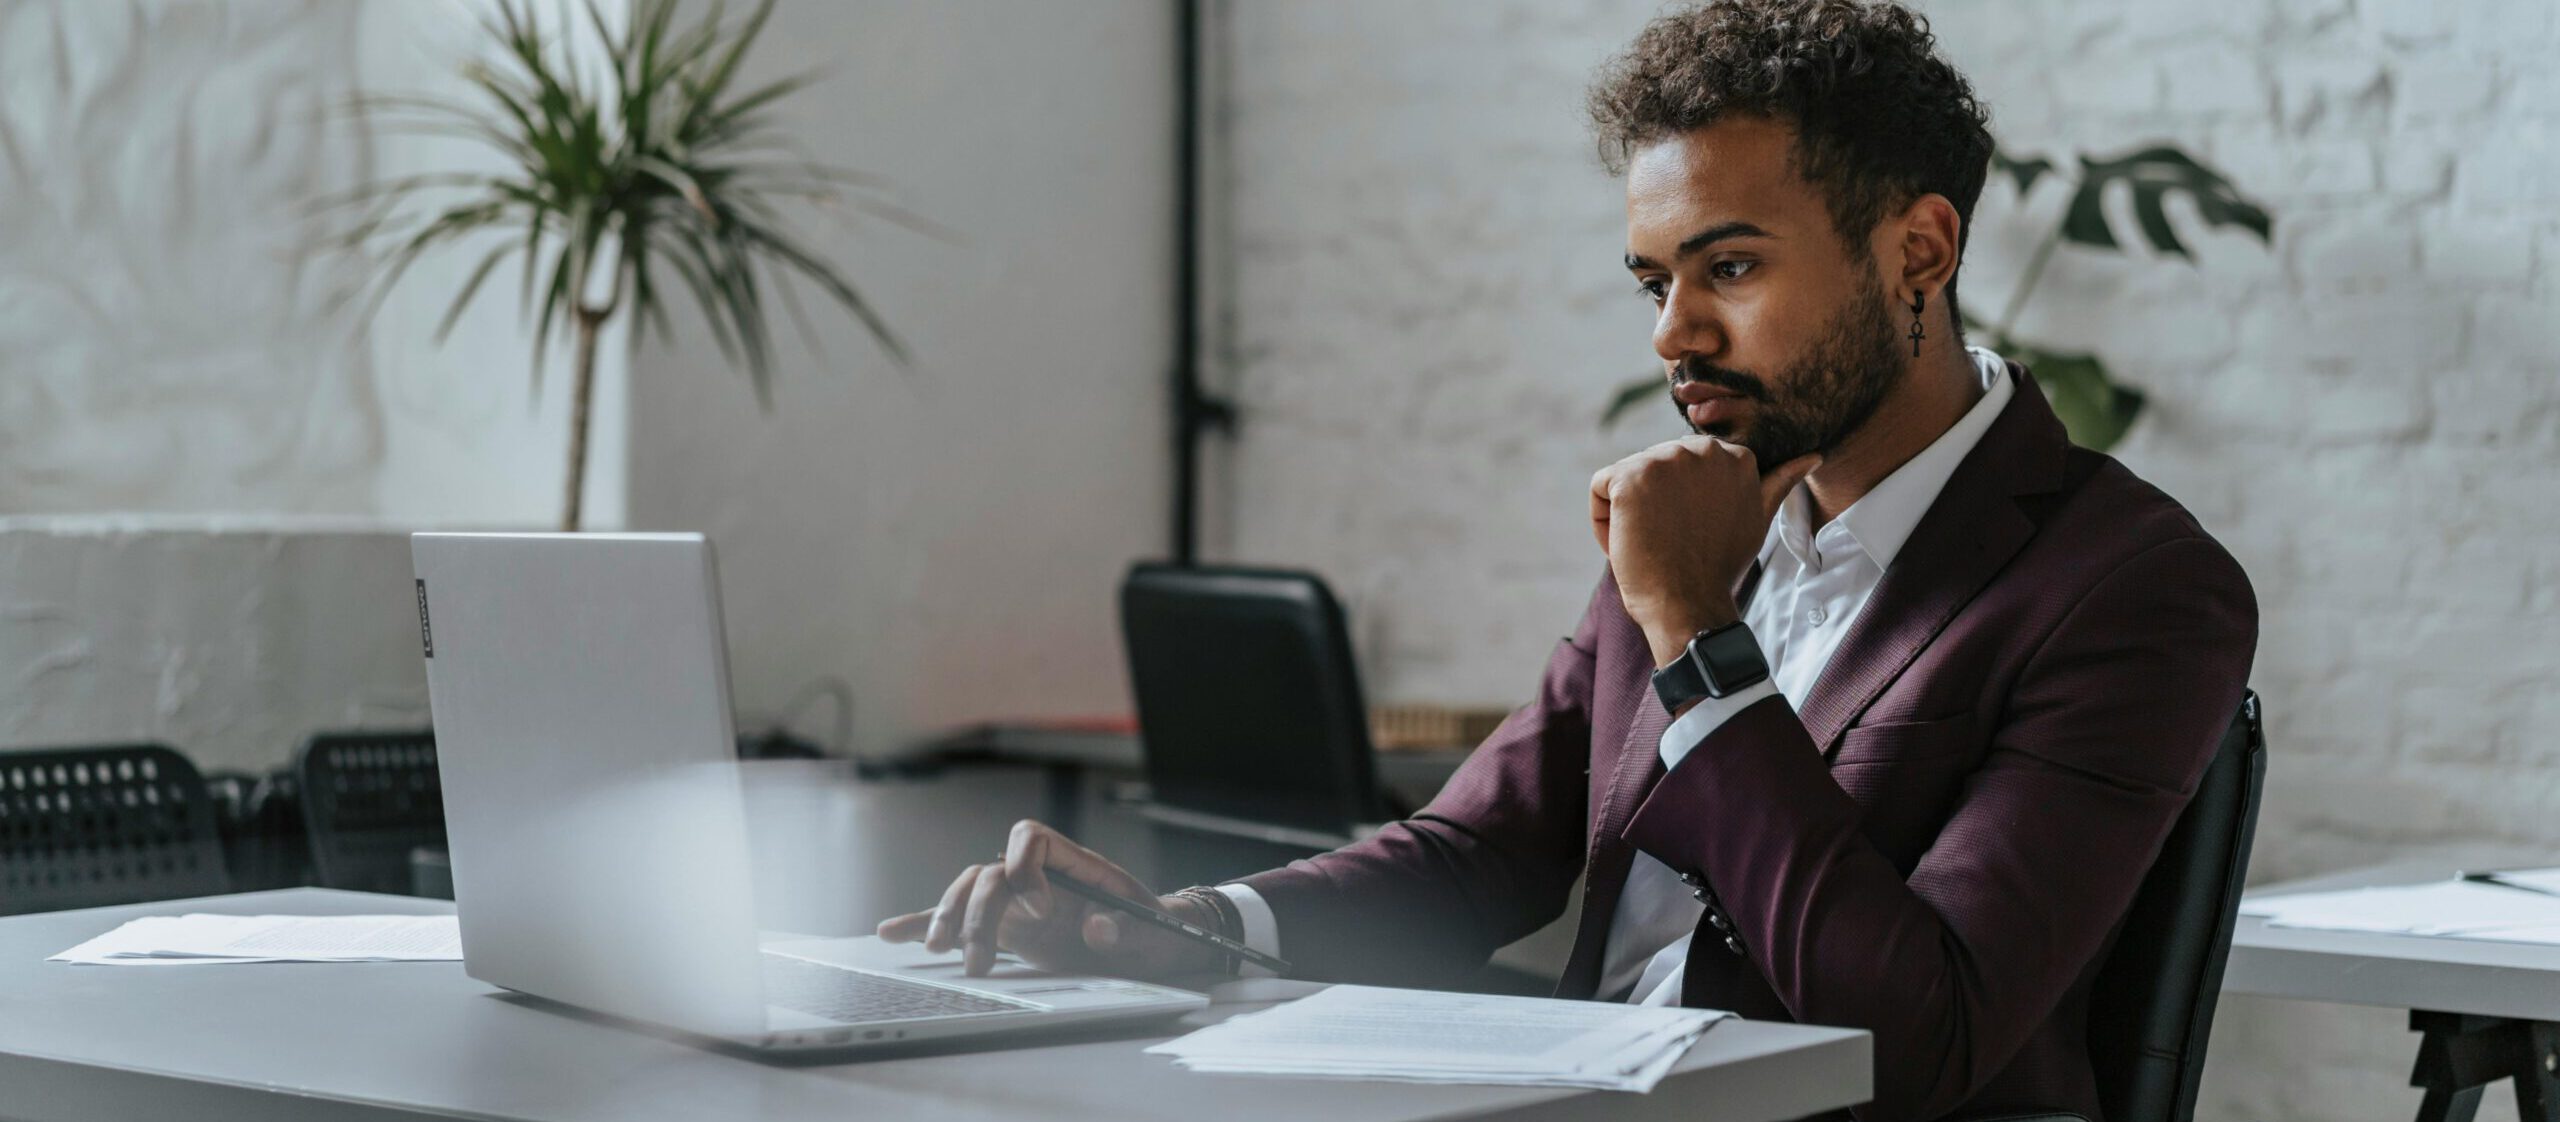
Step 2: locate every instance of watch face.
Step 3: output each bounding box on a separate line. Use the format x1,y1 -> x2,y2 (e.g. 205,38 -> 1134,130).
1695,623 -> 1769,696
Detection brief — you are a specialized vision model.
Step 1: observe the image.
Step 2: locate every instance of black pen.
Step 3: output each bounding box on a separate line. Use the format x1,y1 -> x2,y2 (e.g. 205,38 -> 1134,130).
1045,874 -> 1292,976
2458,869 -> 2560,899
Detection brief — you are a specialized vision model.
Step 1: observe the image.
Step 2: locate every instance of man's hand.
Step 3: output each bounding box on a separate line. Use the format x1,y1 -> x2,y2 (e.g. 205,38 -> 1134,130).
1589,437 -> 1819,667
876,819 -> 1228,979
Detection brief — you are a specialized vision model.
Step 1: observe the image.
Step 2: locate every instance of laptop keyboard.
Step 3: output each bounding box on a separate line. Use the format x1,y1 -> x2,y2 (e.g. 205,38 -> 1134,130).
760,954 -> 1038,1023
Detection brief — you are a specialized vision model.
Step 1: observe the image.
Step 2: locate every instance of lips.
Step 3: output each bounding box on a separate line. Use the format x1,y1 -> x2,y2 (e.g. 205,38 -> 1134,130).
1684,393 -> 1747,429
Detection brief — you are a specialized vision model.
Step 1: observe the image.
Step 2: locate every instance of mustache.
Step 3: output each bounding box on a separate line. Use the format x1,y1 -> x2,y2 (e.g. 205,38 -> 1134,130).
1667,359 -> 1770,401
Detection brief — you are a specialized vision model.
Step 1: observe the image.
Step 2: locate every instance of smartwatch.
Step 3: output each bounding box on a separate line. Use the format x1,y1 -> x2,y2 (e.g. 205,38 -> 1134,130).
1650,620 -> 1770,715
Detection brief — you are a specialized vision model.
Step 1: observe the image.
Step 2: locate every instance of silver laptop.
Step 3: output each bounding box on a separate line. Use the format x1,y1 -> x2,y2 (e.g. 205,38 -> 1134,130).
411,531 -> 1207,1053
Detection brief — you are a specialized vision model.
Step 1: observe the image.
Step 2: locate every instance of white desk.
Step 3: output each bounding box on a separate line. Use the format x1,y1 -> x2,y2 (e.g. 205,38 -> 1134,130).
0,889 -> 1871,1122
2227,863 -> 2560,1122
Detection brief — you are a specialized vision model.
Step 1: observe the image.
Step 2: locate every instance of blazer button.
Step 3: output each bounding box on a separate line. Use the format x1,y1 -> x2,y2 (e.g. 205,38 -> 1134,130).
1723,935 -> 1746,956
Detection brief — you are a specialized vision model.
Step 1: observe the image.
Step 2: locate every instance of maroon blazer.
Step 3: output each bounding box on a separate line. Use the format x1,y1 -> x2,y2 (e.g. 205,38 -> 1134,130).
1237,364 -> 2258,1122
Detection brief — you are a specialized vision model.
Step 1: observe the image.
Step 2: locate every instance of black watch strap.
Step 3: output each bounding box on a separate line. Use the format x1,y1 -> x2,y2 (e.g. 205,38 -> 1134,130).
1650,620 -> 1771,715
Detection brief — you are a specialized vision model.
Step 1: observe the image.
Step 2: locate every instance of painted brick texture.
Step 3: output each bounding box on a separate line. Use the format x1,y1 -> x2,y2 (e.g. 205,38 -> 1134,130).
1213,3 -> 2560,1118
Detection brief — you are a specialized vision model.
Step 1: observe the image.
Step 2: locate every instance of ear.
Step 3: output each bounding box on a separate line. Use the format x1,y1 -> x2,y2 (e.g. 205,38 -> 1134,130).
1886,193 -> 1963,313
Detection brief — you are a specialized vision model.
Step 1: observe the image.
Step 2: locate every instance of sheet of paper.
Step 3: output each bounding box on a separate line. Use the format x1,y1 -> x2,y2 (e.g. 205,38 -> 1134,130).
1145,983 -> 1729,1092
48,914 -> 462,965
2240,880 -> 2560,936
2441,925 -> 2560,947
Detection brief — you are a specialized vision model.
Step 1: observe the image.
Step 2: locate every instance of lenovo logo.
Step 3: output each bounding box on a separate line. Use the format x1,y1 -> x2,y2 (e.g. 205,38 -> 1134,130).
415,578 -> 434,659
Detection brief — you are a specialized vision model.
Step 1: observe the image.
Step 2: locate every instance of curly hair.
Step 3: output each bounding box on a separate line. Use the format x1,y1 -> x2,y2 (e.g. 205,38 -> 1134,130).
1587,0 -> 1994,311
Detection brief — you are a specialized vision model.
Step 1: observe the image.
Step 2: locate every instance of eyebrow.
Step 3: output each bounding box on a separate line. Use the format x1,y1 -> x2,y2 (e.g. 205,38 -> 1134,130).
1623,221 -> 1776,270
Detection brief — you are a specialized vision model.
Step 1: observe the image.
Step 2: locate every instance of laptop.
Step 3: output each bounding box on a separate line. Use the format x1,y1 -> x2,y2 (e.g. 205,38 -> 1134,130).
412,532 -> 1207,1054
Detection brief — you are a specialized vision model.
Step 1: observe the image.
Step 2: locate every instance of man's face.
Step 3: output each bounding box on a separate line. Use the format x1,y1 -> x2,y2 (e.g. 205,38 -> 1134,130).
1622,116 -> 1903,469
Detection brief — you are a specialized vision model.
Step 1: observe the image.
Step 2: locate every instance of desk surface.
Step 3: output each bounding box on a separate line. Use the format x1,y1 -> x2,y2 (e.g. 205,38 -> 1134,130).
1,890 -> 1870,1122
2226,861 -> 2560,1020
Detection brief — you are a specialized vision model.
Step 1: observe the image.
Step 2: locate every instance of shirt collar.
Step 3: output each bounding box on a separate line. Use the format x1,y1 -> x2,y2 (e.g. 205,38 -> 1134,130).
1763,345 -> 2015,574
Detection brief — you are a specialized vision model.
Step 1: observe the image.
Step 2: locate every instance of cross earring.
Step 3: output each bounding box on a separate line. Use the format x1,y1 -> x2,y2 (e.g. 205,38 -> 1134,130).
1906,292 -> 1927,357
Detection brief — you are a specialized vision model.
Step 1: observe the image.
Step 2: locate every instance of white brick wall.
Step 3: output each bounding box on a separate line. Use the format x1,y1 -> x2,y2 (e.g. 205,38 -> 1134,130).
1209,3 -> 2560,1119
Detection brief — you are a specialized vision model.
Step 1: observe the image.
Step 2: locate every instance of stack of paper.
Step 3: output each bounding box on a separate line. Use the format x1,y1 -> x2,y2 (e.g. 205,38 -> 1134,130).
1145,984 -> 1729,1093
2240,870 -> 2560,946
48,914 -> 463,965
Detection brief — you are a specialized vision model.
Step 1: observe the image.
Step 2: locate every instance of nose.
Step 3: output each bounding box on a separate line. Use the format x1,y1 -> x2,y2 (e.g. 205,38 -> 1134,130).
1651,282 -> 1726,368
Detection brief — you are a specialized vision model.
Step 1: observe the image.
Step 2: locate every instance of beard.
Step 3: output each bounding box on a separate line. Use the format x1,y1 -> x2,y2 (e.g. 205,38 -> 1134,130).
1666,269 -> 1904,470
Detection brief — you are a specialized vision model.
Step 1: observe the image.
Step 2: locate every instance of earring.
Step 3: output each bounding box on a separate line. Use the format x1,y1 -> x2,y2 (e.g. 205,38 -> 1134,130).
1906,292 -> 1927,357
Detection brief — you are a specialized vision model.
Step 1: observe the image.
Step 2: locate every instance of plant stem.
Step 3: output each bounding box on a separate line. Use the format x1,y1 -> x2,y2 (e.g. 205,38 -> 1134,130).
1996,224 -> 2066,343
562,307 -> 605,532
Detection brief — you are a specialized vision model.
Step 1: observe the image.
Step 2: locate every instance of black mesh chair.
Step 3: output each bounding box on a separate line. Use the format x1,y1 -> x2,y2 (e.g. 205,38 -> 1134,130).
296,731 -> 446,896
1983,692 -> 2265,1122
0,744 -> 232,915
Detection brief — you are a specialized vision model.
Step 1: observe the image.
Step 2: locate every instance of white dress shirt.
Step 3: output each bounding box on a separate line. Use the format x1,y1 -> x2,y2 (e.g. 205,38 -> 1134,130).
1224,347 -> 2015,999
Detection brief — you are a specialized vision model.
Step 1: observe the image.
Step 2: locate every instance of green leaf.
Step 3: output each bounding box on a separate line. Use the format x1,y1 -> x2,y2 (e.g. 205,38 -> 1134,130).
2011,341 -> 2146,451
2058,144 -> 2274,259
1599,374 -> 1664,430
435,238 -> 520,341
337,0 -> 921,419
1991,149 -> 2054,196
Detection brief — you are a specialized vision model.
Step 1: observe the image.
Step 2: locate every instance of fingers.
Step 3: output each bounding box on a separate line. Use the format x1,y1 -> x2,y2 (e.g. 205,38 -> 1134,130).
959,860 -> 1015,975
1759,453 -> 1823,519
1000,820 -> 1056,920
1589,465 -> 1615,553
885,821 -> 1156,975
922,862 -> 988,953
1003,819 -> 1150,900
1083,909 -> 1123,953
876,908 -> 931,943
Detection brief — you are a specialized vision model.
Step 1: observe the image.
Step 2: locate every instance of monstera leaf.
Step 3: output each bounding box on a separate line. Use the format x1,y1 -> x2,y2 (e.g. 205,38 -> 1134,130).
1991,149 -> 2057,196
2057,145 -> 2273,260
1601,373 -> 1666,429
2007,342 -> 2145,451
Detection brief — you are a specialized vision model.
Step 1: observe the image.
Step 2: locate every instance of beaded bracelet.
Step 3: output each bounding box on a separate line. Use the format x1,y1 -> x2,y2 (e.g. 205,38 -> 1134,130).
1169,885 -> 1247,975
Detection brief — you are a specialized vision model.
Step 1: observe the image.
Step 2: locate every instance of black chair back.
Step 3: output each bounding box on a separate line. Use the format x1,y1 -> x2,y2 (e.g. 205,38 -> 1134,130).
1121,563 -> 1385,839
2087,690 -> 2266,1122
0,744 -> 231,915
296,731 -> 445,896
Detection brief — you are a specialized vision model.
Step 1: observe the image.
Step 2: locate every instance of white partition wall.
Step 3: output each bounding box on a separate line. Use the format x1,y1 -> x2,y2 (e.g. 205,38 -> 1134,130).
623,1 -> 1177,755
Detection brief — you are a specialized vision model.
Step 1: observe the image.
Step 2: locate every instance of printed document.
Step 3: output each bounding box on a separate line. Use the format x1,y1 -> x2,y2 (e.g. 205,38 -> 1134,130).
1146,983 -> 1729,1092
48,914 -> 462,965
2240,873 -> 2560,945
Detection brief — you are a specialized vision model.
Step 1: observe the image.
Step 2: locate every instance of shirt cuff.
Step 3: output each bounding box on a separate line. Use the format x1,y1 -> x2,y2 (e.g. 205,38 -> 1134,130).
1658,679 -> 1782,772
1213,883 -> 1284,978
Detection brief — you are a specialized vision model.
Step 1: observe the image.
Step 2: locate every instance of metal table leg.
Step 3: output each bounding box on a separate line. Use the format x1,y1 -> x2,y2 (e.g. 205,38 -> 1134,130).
2410,1010 -> 2560,1122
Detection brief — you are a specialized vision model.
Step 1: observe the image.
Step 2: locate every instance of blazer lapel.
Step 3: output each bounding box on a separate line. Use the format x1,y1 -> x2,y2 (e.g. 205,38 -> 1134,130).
1793,362 -> 2073,756
1558,364 -> 2073,999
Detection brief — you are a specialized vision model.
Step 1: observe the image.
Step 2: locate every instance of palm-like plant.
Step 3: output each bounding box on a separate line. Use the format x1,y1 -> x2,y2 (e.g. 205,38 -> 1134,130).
337,0 -> 920,529
1602,143 -> 2273,452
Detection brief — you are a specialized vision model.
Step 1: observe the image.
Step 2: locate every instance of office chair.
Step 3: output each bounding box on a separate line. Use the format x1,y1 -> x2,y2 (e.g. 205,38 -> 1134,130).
1120,563 -> 1391,848
1985,691 -> 2266,1122
296,730 -> 446,897
0,744 -> 232,915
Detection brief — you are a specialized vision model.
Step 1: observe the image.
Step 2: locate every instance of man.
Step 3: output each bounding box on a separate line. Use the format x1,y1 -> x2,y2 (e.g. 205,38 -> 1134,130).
882,2 -> 2257,1119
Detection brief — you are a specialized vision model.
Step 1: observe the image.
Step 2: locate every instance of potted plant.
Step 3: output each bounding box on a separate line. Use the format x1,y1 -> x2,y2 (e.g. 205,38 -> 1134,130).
337,0 -> 926,529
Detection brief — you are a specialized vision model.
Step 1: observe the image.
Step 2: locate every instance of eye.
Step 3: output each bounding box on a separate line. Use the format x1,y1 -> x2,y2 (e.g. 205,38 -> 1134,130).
1635,277 -> 1668,304
1710,259 -> 1758,282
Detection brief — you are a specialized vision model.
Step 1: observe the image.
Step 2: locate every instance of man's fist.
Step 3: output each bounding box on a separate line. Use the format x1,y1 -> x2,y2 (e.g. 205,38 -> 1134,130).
1589,436 -> 1819,667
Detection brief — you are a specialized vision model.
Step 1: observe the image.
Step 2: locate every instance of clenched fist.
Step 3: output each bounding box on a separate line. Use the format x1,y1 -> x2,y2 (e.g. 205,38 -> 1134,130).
1589,436 -> 1819,668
